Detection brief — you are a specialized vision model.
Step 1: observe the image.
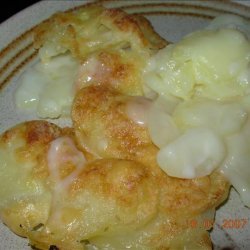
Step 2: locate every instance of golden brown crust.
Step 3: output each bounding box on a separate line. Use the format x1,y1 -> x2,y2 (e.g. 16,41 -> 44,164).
72,85 -> 230,219
72,85 -> 154,161
131,13 -> 167,50
34,5 -> 167,61
0,5 -> 231,250
1,120 -> 61,145
75,49 -> 145,95
72,159 -> 158,210
0,119 -> 229,249
159,170 -> 229,218
0,121 -> 63,237
34,5 -> 167,97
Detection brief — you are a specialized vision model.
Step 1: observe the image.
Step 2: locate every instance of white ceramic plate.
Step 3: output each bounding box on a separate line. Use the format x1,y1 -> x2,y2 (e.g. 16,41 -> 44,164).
0,0 -> 250,249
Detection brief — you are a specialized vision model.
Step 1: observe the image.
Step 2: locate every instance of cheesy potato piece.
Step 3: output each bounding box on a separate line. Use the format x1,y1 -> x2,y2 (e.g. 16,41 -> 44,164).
34,5 -> 166,62
71,85 -> 229,215
0,121 -> 62,237
141,18 -> 250,207
72,85 -> 156,164
15,5 -> 167,119
34,5 -> 166,97
15,54 -> 79,118
0,120 -> 229,249
144,28 -> 250,100
207,14 -> 250,39
145,92 -> 250,207
4,10 -> 242,249
74,49 -> 146,96
220,117 -> 250,207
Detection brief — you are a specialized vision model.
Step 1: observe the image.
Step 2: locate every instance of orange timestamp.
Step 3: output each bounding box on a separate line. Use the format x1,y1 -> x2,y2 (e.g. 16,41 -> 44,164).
186,218 -> 214,230
186,218 -> 249,230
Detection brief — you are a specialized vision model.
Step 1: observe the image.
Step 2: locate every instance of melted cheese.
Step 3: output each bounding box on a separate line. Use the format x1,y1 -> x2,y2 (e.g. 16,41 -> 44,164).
143,16 -> 250,206
15,54 -> 79,118
0,143 -> 44,209
157,127 -> 226,178
144,28 -> 250,100
126,96 -> 152,126
75,56 -> 102,91
149,94 -> 250,206
147,97 -> 180,148
173,99 -> 247,135
47,136 -> 86,191
220,118 -> 250,207
11,13 -> 250,212
148,96 -> 248,182
47,136 -> 86,221
207,14 -> 250,39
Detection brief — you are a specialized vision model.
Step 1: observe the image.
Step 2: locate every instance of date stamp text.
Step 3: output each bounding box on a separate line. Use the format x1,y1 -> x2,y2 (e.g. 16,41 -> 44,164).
186,218 -> 249,230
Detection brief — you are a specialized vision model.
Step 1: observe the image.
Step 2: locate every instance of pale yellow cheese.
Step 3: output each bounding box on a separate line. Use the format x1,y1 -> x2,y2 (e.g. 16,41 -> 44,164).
15,54 -> 79,118
144,28 -> 250,100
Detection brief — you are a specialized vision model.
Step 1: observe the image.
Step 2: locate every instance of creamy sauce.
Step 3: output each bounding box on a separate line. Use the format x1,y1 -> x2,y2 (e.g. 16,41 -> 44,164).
75,56 -> 102,91
157,127 -> 226,179
126,96 -> 152,126
152,95 -> 250,206
15,54 -> 79,118
14,14 -> 250,208
144,28 -> 250,100
147,96 -> 180,148
207,14 -> 250,39
219,122 -> 250,207
97,138 -> 109,152
47,136 -> 86,190
47,137 -> 86,221
173,99 -> 248,135
144,17 -> 250,207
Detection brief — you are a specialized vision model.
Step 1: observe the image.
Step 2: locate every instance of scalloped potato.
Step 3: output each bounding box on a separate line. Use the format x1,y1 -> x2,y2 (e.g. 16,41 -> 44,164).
15,5 -> 166,118
2,5 -> 250,249
144,20 -> 250,206
34,6 -> 166,62
144,28 -> 250,100
0,120 -> 229,249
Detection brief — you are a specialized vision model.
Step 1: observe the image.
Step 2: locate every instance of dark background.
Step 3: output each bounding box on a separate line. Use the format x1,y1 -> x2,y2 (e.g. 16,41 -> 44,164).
0,0 -> 41,24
